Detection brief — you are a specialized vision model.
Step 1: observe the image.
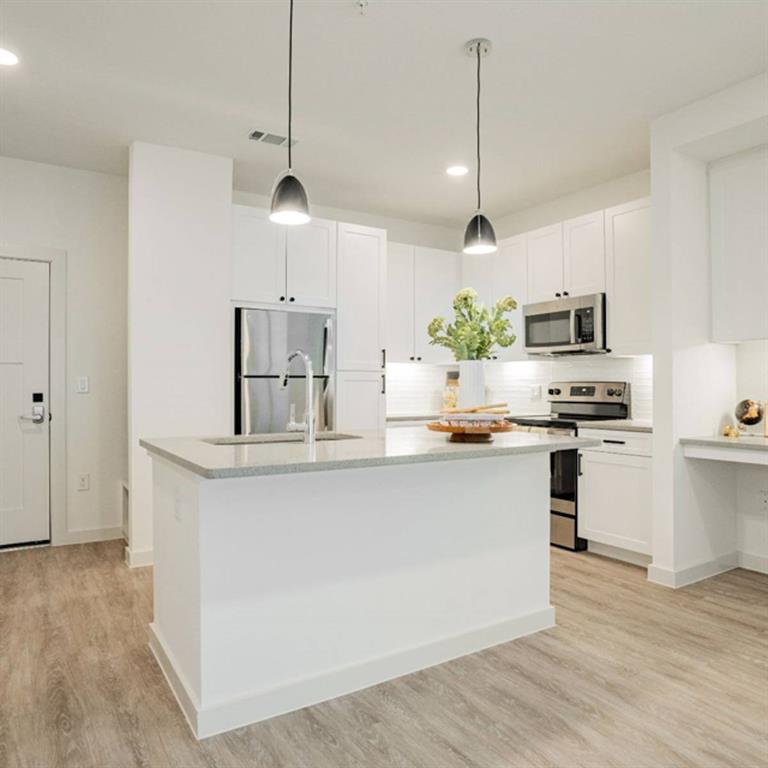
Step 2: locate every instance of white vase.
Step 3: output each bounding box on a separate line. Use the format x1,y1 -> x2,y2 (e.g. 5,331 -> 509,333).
457,360 -> 486,408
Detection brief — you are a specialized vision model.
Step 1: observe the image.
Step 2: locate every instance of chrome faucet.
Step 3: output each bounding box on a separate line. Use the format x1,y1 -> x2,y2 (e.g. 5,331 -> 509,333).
280,349 -> 315,444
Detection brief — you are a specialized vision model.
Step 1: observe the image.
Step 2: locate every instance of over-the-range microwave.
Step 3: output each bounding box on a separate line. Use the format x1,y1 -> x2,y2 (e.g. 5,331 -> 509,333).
523,293 -> 607,356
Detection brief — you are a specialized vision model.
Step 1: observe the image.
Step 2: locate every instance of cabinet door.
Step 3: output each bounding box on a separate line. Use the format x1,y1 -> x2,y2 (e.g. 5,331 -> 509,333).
605,198 -> 652,354
231,205 -> 287,304
337,223 -> 387,371
493,234 -> 528,362
526,223 -> 563,303
286,217 -> 337,308
563,210 -> 605,297
336,371 -> 386,432
414,247 -> 461,363
710,146 -> 768,342
577,450 -> 652,554
386,243 -> 416,362
461,252 -> 495,311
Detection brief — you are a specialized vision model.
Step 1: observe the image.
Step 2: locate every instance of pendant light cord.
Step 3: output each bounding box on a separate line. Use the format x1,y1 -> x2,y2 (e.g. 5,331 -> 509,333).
475,43 -> 481,212
287,0 -> 294,170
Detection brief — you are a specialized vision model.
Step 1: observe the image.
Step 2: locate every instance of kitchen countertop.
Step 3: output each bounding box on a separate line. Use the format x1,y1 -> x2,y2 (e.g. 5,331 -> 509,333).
577,419 -> 653,433
680,435 -> 768,451
140,427 -> 600,480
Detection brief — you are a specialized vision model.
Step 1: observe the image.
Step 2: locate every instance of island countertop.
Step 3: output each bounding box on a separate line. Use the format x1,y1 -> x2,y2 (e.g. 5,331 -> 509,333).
140,427 -> 600,480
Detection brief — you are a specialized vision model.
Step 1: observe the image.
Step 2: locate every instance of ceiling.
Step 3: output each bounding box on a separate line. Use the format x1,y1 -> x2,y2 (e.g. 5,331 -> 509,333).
1,1 -> 766,227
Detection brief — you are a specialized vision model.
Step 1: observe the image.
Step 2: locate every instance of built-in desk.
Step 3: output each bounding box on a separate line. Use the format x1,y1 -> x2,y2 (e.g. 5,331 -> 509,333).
680,435 -> 768,466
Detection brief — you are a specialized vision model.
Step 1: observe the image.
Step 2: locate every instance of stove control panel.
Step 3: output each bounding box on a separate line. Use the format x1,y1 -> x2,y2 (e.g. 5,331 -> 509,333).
547,381 -> 630,405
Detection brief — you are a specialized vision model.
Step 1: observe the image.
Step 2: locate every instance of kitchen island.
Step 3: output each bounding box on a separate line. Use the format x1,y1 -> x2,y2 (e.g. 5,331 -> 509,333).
141,427 -> 598,738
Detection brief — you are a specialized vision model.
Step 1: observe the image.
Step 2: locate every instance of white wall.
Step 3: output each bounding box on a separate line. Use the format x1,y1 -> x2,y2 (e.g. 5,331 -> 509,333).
128,143 -> 233,566
0,156 -> 127,541
494,169 -> 650,238
233,190 -> 458,251
649,72 -> 768,587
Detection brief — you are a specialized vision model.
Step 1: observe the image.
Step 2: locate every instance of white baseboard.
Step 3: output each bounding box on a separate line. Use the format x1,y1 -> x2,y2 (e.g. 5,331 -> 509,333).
648,553 -> 737,588
152,606 -> 556,739
124,546 -> 153,568
737,551 -> 768,574
149,624 -> 200,734
53,526 -> 124,546
587,541 -> 652,568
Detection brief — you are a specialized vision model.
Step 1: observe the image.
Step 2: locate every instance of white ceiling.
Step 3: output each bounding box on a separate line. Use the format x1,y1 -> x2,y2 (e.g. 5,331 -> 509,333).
1,1 -> 766,227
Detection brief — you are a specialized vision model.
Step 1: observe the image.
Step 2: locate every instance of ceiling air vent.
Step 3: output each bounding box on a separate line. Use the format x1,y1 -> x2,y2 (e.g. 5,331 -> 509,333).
249,129 -> 297,147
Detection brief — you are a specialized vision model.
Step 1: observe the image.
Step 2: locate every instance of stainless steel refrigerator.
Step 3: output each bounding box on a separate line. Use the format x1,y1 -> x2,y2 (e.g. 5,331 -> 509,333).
234,308 -> 334,435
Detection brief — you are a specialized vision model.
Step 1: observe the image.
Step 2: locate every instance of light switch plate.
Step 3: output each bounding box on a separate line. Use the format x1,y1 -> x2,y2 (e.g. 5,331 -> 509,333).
76,376 -> 90,394
77,473 -> 90,491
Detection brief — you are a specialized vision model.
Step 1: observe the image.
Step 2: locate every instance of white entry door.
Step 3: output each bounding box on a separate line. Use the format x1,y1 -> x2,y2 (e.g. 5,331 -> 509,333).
0,258 -> 50,546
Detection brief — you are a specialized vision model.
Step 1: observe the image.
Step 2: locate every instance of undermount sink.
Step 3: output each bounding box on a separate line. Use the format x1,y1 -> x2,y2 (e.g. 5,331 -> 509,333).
204,432 -> 362,446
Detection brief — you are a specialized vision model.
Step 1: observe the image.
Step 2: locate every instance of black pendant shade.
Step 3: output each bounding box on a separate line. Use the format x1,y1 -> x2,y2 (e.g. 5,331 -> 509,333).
463,212 -> 497,255
270,172 -> 310,225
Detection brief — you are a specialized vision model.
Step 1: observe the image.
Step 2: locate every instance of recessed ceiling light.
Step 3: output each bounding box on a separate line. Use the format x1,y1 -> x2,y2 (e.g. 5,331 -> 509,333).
0,48 -> 19,66
446,165 -> 469,177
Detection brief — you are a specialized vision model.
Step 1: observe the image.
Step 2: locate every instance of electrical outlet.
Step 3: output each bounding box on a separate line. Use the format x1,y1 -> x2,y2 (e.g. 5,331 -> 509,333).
76,376 -> 90,394
760,490 -> 768,508
77,473 -> 90,492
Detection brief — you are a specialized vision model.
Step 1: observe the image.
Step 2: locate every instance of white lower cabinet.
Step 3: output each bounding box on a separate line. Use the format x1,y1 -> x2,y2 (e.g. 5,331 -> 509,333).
577,433 -> 652,555
336,371 -> 386,432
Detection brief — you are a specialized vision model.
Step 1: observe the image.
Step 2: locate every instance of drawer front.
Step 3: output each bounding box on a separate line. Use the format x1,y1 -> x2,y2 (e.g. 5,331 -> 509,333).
578,429 -> 651,456
551,514 -> 576,549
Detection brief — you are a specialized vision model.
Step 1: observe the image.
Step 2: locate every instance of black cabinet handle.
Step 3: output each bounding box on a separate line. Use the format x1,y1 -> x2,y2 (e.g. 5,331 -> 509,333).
381,348 -> 386,369
279,296 -> 286,302
381,374 -> 386,395
289,297 -> 295,303
578,453 -> 583,476
603,439 -> 626,445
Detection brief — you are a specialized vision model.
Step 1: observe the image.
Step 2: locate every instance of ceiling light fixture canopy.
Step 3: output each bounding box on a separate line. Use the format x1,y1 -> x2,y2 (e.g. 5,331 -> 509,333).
269,0 -> 310,226
462,38 -> 496,255
0,48 -> 19,66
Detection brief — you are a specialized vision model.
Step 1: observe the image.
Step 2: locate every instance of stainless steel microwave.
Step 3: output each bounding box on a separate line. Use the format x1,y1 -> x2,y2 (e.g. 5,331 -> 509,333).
523,293 -> 606,355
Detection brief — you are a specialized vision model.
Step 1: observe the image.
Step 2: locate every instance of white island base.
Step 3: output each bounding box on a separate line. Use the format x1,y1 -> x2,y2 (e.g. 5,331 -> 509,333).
146,438 -> 558,739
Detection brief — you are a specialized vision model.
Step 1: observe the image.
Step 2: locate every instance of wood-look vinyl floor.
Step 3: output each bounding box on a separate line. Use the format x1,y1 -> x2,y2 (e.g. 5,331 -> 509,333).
1,541 -> 766,768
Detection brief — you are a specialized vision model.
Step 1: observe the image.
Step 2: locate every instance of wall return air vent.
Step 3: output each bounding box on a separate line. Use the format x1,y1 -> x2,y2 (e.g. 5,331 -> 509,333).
249,129 -> 298,147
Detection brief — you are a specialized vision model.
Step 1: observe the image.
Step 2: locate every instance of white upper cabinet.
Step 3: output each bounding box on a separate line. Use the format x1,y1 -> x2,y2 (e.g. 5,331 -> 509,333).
605,198 -> 652,355
386,243 -> 416,362
232,206 -> 337,308
285,217 -> 337,308
414,247 -> 461,364
336,371 -> 386,432
563,210 -> 605,297
460,235 -> 528,361
337,223 -> 387,371
709,146 -> 768,343
493,234 -> 528,361
526,223 -> 564,303
232,205 -> 286,304
460,252 -> 495,310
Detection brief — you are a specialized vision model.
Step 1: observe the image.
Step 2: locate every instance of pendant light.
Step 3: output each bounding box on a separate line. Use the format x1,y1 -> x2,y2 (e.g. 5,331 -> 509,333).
270,0 -> 311,225
462,38 -> 497,255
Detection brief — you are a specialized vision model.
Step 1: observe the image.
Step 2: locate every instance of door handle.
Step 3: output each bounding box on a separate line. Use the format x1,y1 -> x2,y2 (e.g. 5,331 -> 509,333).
19,404 -> 46,424
381,348 -> 386,369
381,374 -> 386,395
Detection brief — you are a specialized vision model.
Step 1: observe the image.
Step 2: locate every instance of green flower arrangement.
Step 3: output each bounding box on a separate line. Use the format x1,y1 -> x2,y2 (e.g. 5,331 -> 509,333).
427,288 -> 517,361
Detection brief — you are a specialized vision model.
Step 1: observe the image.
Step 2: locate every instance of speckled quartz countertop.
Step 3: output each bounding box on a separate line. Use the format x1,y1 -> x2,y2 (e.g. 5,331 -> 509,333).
680,435 -> 768,451
577,419 -> 653,433
140,427 -> 600,480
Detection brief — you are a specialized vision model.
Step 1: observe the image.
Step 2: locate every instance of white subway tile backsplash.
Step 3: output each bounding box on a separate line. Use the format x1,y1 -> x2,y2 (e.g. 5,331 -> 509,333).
386,356 -> 653,421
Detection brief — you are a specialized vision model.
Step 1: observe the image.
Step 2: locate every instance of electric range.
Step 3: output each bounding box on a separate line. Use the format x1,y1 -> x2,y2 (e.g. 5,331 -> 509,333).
507,381 -> 631,551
